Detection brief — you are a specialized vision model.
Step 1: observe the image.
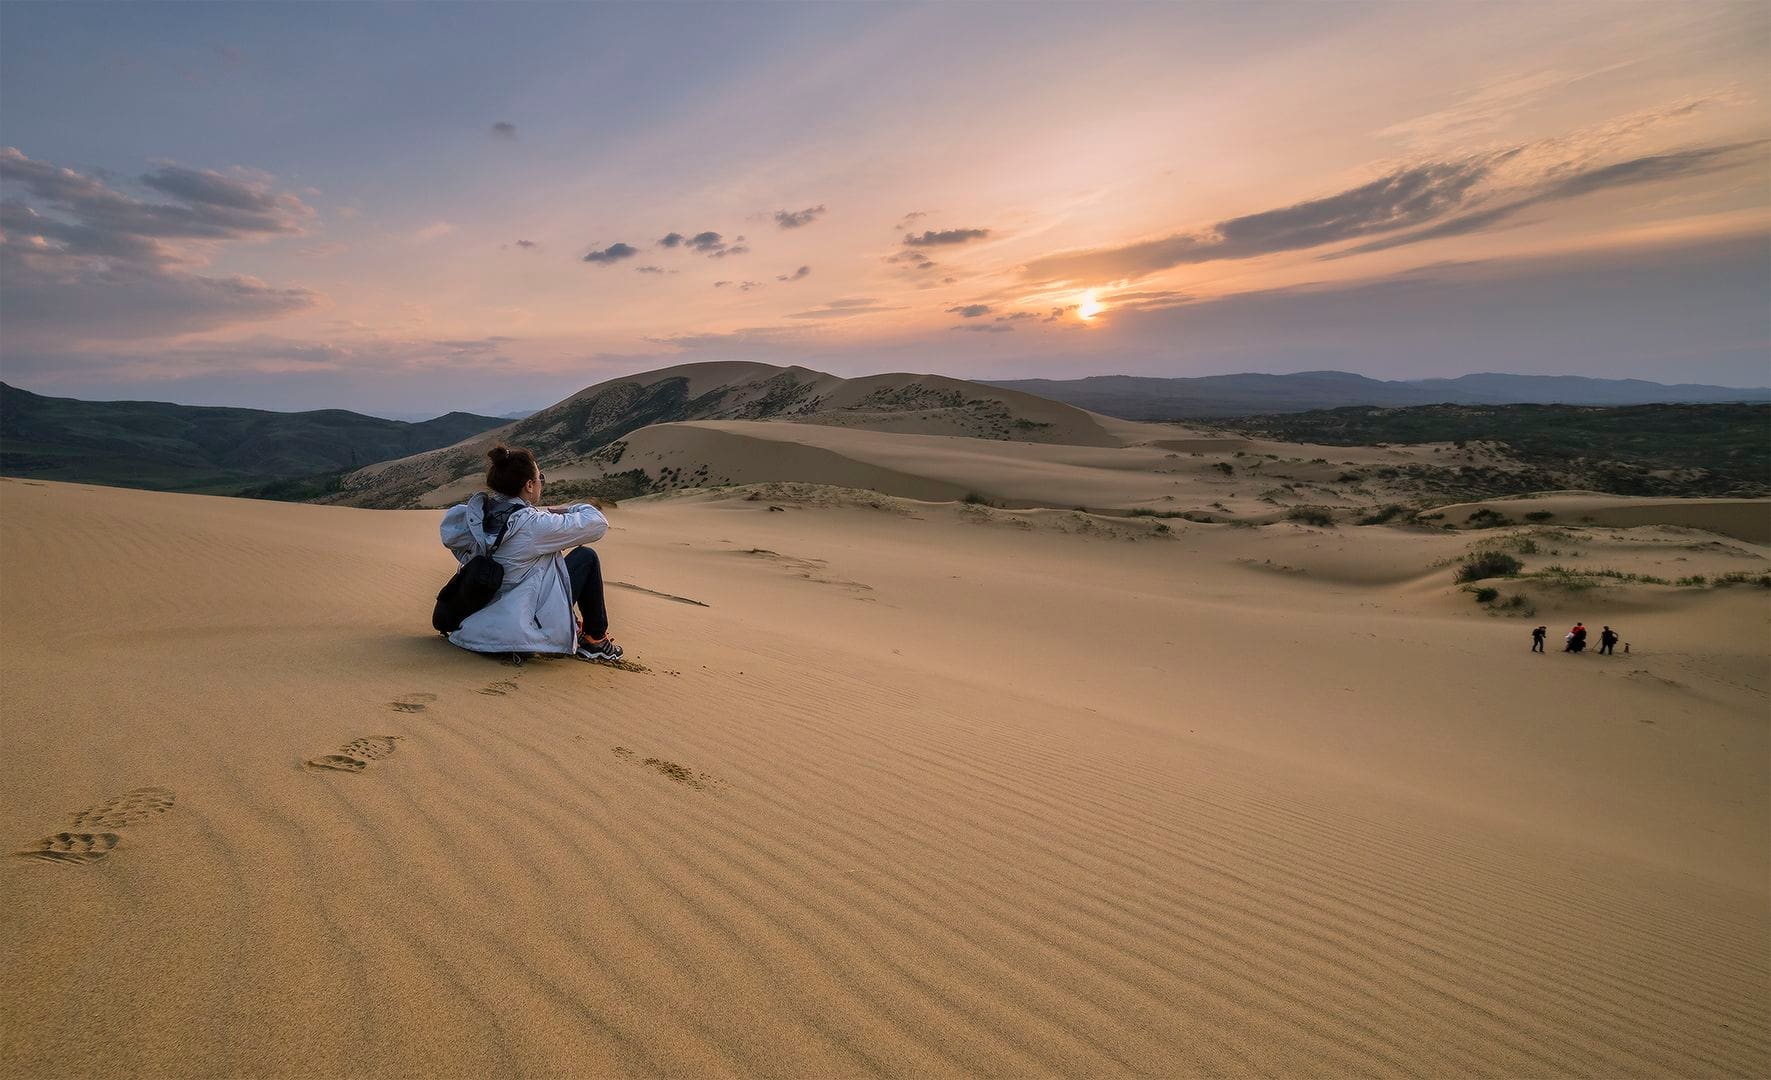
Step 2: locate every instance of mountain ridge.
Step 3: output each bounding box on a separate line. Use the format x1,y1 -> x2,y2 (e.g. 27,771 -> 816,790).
0,382 -> 508,496
985,371 -> 1771,419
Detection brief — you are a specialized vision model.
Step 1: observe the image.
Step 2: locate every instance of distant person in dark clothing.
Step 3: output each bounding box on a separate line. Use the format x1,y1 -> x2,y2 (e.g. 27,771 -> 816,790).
1599,626 -> 1618,655
1566,623 -> 1588,653
1532,626 -> 1547,653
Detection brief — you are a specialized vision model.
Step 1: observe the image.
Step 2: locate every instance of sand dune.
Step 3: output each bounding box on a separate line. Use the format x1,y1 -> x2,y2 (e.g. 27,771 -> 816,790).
1,477 -> 1767,1078
1432,493 -> 1771,543
336,362 -> 1134,508
534,418 -> 1471,520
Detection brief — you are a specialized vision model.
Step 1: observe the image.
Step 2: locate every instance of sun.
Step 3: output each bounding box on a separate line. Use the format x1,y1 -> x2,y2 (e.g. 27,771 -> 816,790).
1077,290 -> 1103,320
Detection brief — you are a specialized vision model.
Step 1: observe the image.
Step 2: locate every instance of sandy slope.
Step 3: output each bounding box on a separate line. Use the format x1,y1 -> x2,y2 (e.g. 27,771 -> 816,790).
526,418 -> 1472,518
1,478 -> 1767,1079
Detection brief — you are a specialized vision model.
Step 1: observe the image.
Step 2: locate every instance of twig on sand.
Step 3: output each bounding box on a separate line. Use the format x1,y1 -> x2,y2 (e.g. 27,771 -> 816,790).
608,581 -> 710,607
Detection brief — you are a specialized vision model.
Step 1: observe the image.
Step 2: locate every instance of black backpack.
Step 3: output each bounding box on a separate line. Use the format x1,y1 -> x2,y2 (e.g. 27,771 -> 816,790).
432,508 -> 516,634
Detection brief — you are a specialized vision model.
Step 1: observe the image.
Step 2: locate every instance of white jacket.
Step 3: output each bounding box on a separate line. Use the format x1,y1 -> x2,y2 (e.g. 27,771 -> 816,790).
439,492 -> 608,654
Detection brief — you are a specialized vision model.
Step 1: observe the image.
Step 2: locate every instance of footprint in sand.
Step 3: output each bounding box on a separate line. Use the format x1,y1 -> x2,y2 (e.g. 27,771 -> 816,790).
305,735 -> 403,772
68,786 -> 176,829
477,681 -> 519,696
16,832 -> 122,865
611,746 -> 722,791
386,692 -> 437,713
17,787 -> 177,866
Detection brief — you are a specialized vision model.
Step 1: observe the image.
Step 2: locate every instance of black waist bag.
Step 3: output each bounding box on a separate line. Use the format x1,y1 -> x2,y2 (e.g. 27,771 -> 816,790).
432,516 -> 511,634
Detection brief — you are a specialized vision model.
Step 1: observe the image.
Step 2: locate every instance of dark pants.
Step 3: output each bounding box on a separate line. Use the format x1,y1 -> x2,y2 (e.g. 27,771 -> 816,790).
564,546 -> 609,639
1532,638 -> 1544,652
1600,642 -> 1614,654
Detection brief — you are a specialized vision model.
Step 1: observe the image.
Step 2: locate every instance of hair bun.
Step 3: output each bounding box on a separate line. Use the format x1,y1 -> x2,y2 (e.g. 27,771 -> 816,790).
487,445 -> 510,465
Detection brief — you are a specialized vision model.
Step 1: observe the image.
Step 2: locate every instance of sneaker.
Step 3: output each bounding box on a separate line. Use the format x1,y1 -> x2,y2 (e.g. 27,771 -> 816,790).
576,635 -> 623,662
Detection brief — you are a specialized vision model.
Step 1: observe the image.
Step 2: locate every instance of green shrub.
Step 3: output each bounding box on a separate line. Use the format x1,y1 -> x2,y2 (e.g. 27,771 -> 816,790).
1286,505 -> 1335,527
1466,507 -> 1511,527
1357,504 -> 1407,525
1455,551 -> 1523,583
1714,572 -> 1771,588
1524,510 -> 1555,522
1213,462 -> 1234,475
1468,586 -> 1500,603
961,492 -> 992,505
1676,574 -> 1707,586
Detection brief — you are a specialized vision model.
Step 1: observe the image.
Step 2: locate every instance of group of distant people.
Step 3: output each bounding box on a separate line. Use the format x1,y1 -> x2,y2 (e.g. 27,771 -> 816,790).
1532,623 -> 1621,655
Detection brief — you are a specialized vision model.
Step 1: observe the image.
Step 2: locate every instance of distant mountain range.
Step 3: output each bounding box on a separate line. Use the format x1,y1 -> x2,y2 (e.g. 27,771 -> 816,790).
0,383 -> 507,496
985,371 -> 1771,420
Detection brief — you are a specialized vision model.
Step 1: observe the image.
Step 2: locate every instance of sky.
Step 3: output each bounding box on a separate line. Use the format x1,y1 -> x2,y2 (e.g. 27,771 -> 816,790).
1,1 -> 1767,417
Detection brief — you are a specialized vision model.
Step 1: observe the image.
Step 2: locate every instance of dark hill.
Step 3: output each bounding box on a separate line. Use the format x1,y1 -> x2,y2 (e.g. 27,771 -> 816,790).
1220,402 -> 1771,498
0,383 -> 507,497
987,371 -> 1771,420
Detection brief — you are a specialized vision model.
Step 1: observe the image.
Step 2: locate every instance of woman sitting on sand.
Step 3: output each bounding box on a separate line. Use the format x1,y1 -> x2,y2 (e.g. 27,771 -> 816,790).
440,444 -> 623,661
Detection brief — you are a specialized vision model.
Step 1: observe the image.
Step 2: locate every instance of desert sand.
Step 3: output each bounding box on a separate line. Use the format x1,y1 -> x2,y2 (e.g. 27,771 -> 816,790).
2,474 -> 1767,1078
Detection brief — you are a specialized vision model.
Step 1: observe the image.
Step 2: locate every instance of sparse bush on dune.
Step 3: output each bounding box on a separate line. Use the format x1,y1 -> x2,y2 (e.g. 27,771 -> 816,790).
961,492 -> 993,506
1527,565 -> 1672,588
1357,504 -> 1408,525
1525,510 -> 1555,522
1454,551 -> 1523,583
1286,505 -> 1335,527
1462,583 -> 1535,615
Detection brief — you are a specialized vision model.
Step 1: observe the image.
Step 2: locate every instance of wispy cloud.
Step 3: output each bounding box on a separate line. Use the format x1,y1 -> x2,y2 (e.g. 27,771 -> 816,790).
412,221 -> 456,241
905,227 -> 991,247
0,147 -> 319,344
946,303 -> 990,318
1024,113 -> 1765,284
582,242 -> 638,265
490,121 -> 517,140
1328,140 -> 1766,258
659,230 -> 747,257
774,205 -> 826,229
786,297 -> 901,320
885,249 -> 937,271
1023,158 -> 1498,282
645,325 -> 802,350
776,265 -> 811,282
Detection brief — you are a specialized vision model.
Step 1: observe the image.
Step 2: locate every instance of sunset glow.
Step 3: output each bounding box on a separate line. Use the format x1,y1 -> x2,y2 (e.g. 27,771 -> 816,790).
0,2 -> 1765,416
